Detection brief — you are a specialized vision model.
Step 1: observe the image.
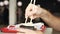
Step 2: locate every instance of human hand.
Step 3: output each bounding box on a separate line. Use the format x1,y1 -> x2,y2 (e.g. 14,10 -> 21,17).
25,3 -> 46,19
25,3 -> 49,19
17,28 -> 43,34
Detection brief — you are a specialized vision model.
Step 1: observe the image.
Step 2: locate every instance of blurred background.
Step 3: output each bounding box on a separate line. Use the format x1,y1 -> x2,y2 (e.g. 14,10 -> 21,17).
0,0 -> 60,26
0,0 -> 60,34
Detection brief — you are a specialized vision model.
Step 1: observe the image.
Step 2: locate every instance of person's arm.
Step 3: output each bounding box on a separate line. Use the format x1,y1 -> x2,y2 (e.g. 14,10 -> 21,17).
40,8 -> 60,31
25,3 -> 60,31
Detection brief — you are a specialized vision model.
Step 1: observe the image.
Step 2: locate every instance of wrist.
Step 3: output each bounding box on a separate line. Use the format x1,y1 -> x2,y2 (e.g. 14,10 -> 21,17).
39,8 -> 53,19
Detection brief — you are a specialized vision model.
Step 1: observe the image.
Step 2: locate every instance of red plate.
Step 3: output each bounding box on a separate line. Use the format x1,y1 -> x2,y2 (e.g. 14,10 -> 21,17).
0,26 -> 18,33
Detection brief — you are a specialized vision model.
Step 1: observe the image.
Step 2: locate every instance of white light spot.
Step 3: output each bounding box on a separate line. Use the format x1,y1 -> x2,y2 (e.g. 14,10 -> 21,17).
17,1 -> 22,6
57,0 -> 60,2
4,0 -> 9,5
0,2 -> 4,6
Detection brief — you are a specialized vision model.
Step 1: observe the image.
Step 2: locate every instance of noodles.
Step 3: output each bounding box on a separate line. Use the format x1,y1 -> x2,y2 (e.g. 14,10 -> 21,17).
25,17 -> 28,24
30,17 -> 33,24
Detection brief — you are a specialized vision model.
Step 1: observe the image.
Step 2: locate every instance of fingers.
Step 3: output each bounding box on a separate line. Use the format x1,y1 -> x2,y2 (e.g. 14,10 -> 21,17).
25,4 -> 32,18
25,3 -> 43,19
17,28 -> 43,34
17,28 -> 36,34
25,4 -> 37,17
29,14 -> 40,19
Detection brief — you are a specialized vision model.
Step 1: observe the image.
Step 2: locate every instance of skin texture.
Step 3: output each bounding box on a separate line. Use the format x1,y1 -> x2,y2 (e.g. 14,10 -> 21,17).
25,3 -> 60,31
17,28 -> 43,34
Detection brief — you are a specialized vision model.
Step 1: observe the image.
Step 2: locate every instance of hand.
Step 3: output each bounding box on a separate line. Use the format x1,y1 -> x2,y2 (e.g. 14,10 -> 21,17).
17,28 -> 43,34
25,3 -> 43,19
